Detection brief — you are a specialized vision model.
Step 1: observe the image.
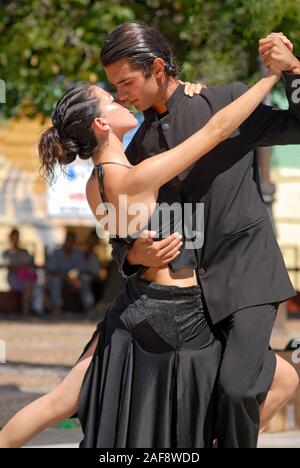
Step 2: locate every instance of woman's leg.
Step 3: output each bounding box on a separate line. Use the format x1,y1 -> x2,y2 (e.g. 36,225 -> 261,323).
260,354 -> 299,431
0,334 -> 99,448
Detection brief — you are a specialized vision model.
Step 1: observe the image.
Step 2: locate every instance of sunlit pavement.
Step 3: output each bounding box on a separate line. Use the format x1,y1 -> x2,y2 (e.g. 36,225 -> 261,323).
24,427 -> 82,448
258,432 -> 300,448
22,427 -> 300,448
0,316 -> 299,449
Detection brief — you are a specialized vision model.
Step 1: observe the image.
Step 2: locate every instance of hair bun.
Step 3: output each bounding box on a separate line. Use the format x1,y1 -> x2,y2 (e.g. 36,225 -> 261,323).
78,142 -> 95,161
39,83 -> 100,183
59,133 -> 80,163
38,126 -> 79,181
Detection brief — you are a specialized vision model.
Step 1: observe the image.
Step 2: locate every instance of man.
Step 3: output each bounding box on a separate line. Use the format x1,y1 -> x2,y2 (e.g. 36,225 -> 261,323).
46,232 -> 95,314
82,229 -> 103,303
99,22 -> 300,447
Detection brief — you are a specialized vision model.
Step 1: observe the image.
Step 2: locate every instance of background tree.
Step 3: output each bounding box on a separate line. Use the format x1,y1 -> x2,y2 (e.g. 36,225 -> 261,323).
1,0 -> 300,119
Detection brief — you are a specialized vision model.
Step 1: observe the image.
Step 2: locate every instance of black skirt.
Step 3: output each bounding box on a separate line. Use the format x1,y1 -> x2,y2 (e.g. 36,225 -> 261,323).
78,278 -> 223,448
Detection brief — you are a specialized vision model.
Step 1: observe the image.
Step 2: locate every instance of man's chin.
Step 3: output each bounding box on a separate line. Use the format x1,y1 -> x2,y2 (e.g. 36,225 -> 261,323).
134,102 -> 147,112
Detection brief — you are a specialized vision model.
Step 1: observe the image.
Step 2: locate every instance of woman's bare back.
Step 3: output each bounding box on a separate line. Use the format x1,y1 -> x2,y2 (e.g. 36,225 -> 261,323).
86,163 -> 198,286
86,163 -> 158,235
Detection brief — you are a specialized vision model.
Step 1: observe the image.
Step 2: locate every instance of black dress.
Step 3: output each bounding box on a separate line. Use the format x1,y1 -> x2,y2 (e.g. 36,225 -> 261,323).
77,163 -> 223,448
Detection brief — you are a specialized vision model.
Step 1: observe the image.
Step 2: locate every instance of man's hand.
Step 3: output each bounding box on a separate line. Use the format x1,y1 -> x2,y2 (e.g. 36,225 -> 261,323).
259,32 -> 300,74
179,80 -> 206,97
127,230 -> 183,268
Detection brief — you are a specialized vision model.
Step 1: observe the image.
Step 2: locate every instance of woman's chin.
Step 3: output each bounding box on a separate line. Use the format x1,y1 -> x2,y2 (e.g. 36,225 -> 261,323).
127,119 -> 139,131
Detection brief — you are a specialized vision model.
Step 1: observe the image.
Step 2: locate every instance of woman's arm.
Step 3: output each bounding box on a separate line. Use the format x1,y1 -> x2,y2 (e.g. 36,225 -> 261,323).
123,71 -> 280,195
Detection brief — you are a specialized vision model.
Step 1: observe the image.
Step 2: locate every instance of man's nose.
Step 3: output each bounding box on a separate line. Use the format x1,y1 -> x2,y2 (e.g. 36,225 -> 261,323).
116,90 -> 128,103
116,97 -> 129,108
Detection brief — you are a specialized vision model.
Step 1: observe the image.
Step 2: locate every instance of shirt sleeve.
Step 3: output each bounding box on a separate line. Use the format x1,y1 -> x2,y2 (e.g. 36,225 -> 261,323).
231,71 -> 300,147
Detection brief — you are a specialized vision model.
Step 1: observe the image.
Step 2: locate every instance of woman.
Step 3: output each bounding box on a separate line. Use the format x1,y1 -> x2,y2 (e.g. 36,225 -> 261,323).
2,229 -> 36,316
0,67 -> 282,448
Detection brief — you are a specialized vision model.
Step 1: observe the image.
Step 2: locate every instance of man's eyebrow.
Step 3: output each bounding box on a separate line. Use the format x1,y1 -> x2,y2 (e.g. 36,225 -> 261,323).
116,77 -> 132,85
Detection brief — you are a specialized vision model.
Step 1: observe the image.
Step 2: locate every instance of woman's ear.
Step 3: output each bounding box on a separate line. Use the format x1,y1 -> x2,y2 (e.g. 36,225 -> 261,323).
92,117 -> 110,135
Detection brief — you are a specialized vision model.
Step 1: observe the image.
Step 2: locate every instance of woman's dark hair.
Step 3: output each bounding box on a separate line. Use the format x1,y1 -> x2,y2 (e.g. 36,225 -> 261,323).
100,22 -> 182,78
38,83 -> 101,183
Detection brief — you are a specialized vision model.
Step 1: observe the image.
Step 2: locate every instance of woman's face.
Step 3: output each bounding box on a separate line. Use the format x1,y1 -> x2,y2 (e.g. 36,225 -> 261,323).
94,87 -> 138,135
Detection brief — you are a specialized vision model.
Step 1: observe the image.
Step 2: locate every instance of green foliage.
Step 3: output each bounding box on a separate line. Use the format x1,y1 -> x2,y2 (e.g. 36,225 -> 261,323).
0,0 -> 134,118
1,0 -> 300,118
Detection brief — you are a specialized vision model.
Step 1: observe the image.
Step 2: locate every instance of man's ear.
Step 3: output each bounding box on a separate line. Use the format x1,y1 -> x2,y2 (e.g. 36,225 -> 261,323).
152,58 -> 165,79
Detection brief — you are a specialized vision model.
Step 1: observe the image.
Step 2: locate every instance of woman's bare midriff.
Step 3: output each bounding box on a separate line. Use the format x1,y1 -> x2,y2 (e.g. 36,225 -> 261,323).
140,266 -> 198,287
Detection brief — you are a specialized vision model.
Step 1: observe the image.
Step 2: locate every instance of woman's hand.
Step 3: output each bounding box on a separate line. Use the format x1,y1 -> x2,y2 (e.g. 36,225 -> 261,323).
259,32 -> 299,75
179,80 -> 206,97
263,66 -> 282,83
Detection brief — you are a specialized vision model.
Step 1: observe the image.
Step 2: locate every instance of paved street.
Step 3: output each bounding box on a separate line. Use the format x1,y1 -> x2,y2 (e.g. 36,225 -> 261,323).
22,427 -> 300,448
1,314 -> 300,448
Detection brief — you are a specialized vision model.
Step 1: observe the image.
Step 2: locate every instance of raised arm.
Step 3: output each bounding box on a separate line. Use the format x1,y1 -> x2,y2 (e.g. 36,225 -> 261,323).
123,71 -> 280,195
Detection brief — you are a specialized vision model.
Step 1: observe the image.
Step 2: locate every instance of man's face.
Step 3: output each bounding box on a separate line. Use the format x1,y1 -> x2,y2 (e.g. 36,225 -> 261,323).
10,233 -> 19,248
65,235 -> 76,252
104,58 -> 160,112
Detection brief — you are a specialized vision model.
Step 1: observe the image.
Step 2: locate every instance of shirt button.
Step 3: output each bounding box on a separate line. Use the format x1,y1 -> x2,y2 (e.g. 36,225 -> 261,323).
161,123 -> 170,132
199,268 -> 207,276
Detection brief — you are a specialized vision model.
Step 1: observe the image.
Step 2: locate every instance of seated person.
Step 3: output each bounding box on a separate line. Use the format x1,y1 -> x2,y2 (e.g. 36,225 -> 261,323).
82,230 -> 102,302
46,232 -> 95,314
2,229 -> 36,315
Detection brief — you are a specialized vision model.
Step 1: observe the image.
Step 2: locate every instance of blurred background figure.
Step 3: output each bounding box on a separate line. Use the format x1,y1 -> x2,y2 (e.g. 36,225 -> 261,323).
82,230 -> 103,305
1,229 -> 37,316
45,232 -> 95,315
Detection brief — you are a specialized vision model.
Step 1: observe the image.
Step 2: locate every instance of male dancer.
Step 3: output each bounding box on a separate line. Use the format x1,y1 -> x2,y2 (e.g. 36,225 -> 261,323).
100,23 -> 300,447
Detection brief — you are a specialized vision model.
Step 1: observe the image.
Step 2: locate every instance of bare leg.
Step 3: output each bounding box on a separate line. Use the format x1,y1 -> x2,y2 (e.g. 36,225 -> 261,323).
260,354 -> 299,431
0,334 -> 99,448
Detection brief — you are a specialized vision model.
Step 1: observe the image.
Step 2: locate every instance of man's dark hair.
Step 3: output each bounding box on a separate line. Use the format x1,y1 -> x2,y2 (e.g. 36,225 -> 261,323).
100,22 -> 182,78
9,228 -> 19,239
65,232 -> 77,243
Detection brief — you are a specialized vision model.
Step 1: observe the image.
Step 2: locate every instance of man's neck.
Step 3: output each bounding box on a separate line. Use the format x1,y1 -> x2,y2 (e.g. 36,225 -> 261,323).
151,78 -> 180,114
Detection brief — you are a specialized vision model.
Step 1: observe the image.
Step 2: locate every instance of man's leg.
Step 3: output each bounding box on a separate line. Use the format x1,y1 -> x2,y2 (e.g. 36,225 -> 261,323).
80,276 -> 95,311
215,303 -> 278,448
21,283 -> 34,315
48,276 -> 64,309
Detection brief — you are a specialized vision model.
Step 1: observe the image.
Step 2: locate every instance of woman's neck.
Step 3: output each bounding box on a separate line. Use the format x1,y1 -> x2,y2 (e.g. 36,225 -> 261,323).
92,133 -> 130,167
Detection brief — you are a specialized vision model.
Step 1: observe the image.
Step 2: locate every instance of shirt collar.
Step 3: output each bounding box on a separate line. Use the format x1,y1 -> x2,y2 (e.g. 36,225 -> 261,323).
143,83 -> 185,122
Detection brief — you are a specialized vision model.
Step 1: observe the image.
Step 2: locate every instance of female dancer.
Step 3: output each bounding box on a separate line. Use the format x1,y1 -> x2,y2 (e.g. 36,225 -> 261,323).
0,68 -> 282,448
